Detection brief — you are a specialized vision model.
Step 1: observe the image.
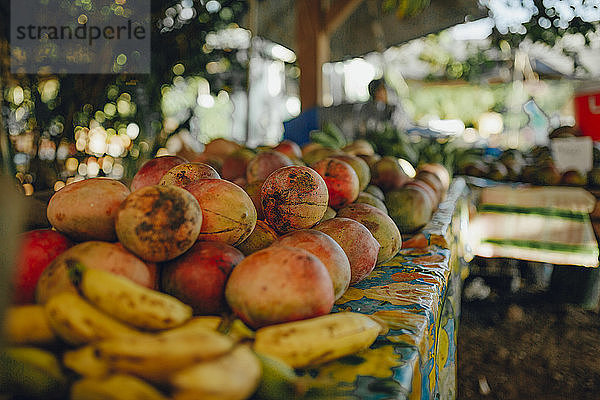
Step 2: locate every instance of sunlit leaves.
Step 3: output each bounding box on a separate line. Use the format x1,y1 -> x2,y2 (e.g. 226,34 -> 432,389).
483,0 -> 600,58
382,0 -> 432,19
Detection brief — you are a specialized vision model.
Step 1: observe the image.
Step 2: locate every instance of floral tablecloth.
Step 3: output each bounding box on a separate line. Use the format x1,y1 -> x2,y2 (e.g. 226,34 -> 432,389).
304,178 -> 469,400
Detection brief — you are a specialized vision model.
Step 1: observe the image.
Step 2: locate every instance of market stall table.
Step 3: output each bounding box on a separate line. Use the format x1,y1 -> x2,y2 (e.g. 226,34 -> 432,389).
468,182 -> 599,267
304,178 -> 469,400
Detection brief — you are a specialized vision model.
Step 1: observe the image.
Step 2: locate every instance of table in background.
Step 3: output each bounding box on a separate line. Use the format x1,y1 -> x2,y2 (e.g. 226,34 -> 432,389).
466,178 -> 600,309
468,181 -> 598,267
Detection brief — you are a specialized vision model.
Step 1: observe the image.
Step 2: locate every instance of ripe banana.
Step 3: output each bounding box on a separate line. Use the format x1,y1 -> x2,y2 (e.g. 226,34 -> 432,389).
67,260 -> 193,331
159,315 -> 255,342
2,304 -> 57,345
63,345 -> 109,378
224,318 -> 256,342
253,312 -> 383,368
171,345 -> 262,400
0,346 -> 67,399
92,328 -> 235,383
70,374 -> 168,400
44,291 -> 141,346
166,315 -> 224,334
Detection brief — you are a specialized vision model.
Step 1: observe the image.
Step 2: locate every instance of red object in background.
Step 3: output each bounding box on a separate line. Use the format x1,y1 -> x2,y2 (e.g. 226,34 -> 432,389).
574,83 -> 600,141
13,229 -> 72,304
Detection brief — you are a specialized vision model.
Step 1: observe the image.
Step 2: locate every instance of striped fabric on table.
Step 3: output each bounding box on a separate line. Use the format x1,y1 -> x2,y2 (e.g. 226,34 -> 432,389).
469,185 -> 599,267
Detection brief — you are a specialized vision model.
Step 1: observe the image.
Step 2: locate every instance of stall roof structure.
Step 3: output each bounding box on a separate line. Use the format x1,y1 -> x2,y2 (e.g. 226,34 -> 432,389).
243,0 -> 486,108
248,0 -> 485,61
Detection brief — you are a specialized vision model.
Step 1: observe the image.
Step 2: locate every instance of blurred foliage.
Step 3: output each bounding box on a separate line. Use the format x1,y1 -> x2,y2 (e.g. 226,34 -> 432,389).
417,0 -> 599,82
483,0 -> 599,51
406,84 -> 498,127
0,0 -> 249,191
382,0 -> 431,18
403,79 -> 575,128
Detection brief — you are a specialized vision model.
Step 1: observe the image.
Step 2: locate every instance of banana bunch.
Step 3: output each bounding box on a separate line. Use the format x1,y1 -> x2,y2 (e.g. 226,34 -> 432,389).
310,122 -> 347,149
2,258 -> 387,400
60,328 -> 261,400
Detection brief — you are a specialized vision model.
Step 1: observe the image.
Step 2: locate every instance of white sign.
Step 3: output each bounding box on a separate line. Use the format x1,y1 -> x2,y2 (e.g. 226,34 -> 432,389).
550,136 -> 593,174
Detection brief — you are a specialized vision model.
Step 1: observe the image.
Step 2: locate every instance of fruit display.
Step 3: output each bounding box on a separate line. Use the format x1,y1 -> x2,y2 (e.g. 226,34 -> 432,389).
115,185 -> 203,262
158,162 -> 221,187
129,155 -> 187,192
456,140 -> 600,189
336,203 -> 402,264
313,217 -> 380,285
260,165 -> 329,233
46,178 -> 130,242
1,136 -> 454,399
311,157 -> 360,209
273,229 -> 351,301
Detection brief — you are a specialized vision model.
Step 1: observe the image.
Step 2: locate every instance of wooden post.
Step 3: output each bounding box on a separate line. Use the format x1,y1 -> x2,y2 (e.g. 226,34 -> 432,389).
295,0 -> 326,110
295,0 -> 364,110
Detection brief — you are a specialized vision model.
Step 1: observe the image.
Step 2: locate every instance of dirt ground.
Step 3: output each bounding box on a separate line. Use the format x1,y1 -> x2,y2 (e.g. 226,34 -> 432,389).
457,268 -> 600,400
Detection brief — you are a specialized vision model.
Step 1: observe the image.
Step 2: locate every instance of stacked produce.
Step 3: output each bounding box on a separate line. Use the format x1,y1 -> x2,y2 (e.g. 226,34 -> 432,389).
1,135 -> 450,399
452,126 -> 600,187
456,144 -> 600,188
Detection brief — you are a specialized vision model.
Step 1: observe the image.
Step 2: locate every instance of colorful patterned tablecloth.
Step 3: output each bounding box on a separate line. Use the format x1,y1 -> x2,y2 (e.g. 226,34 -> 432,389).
468,183 -> 599,267
304,178 -> 469,400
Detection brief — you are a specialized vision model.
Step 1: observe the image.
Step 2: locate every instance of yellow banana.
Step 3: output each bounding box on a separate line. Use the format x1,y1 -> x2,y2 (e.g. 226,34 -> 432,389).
171,345 -> 262,400
225,318 -> 256,342
92,328 -> 235,383
44,291 -> 141,346
253,312 -> 383,368
2,304 -> 57,345
160,315 -> 224,336
68,260 -> 193,331
0,346 -> 67,399
63,345 -> 109,378
70,374 -> 168,400
160,315 -> 255,342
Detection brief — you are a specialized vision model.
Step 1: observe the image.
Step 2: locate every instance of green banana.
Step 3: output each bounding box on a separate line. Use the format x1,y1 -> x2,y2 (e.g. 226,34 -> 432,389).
310,122 -> 347,149
255,352 -> 307,400
70,374 -> 168,400
310,131 -> 342,149
322,122 -> 347,147
67,259 -> 192,331
0,346 -> 67,399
